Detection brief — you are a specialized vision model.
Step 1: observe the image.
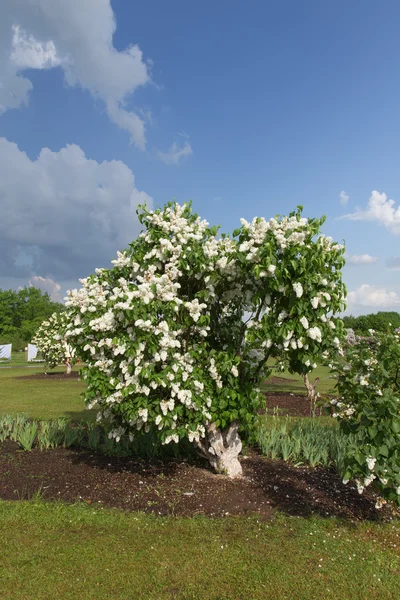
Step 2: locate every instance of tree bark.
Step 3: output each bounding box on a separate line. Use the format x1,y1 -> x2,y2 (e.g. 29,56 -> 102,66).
304,374 -> 320,417
196,421 -> 243,477
66,361 -> 72,375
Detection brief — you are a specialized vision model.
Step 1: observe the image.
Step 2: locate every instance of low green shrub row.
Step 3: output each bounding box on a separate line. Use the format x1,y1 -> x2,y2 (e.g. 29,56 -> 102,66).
1,413 -> 354,472
253,417 -> 355,469
0,414 -> 197,460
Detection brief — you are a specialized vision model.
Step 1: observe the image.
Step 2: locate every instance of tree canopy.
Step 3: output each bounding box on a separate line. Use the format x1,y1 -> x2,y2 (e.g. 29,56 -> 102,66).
64,201 -> 346,476
0,287 -> 63,350
343,311 -> 400,335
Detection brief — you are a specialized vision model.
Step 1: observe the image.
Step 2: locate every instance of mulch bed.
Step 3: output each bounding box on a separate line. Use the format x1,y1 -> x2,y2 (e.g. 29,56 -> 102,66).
263,392 -> 330,417
0,440 -> 393,521
15,371 -> 82,381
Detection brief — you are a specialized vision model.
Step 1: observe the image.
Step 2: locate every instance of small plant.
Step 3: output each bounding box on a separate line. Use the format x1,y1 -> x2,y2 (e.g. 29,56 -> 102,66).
254,417 -> 352,469
37,420 -> 66,450
63,424 -> 84,448
16,421 -> 38,451
0,415 -> 15,442
9,414 -> 29,441
86,423 -> 101,451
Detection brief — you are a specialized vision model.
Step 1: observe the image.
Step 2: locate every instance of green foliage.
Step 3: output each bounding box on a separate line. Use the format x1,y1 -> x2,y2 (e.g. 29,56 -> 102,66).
0,414 -> 197,460
0,286 -> 63,350
16,421 -> 38,451
254,417 -> 352,469
343,311 -> 400,335
330,328 -> 400,503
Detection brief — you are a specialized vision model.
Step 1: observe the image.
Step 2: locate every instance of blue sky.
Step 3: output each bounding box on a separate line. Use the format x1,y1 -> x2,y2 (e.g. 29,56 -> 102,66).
0,0 -> 399,314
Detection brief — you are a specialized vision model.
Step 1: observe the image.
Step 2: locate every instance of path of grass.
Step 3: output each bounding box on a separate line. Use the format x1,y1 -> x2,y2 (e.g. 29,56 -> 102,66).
0,500 -> 398,600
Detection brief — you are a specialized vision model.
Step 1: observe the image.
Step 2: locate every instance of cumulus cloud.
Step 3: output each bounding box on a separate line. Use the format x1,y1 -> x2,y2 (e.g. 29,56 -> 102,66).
347,284 -> 400,310
29,276 -> 62,302
0,0 -> 151,148
339,190 -> 349,206
158,140 -> 193,165
340,190 -> 400,235
386,257 -> 400,271
0,137 -> 152,282
345,254 -> 378,265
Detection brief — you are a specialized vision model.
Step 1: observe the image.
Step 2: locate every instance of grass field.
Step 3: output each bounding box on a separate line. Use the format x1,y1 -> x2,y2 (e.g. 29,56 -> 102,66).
263,362 -> 335,395
0,365 -> 87,420
0,501 -> 399,600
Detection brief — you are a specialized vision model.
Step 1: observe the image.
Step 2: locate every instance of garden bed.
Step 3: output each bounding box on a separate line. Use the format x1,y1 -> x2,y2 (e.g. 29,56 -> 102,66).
0,440 -> 391,521
264,392 -> 330,417
14,371 -> 81,381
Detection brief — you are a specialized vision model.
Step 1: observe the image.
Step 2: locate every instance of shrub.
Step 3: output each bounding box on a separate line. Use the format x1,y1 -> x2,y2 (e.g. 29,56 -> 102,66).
32,312 -> 77,374
330,328 -> 400,504
64,201 -> 346,476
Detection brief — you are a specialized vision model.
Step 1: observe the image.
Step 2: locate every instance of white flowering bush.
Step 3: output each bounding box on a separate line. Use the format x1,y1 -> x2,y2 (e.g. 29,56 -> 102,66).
65,201 -> 346,476
330,328 -> 400,504
32,312 -> 76,374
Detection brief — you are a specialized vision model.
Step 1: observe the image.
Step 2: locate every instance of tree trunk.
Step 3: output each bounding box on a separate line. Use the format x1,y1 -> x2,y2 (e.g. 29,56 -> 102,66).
66,361 -> 72,375
195,421 -> 243,477
304,374 -> 320,417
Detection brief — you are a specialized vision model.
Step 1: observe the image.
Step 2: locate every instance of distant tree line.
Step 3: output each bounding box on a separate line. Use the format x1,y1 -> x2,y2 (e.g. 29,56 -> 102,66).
0,287 -> 63,351
343,311 -> 400,335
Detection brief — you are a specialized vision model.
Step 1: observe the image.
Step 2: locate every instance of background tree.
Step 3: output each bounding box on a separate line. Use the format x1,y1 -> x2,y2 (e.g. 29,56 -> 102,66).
0,287 -> 62,351
65,201 -> 346,477
32,312 -> 76,374
343,312 -> 400,335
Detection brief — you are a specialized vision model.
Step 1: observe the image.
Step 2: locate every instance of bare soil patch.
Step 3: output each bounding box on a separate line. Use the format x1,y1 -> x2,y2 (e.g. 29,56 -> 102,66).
14,371 -> 81,381
0,441 -> 391,521
263,392 -> 330,417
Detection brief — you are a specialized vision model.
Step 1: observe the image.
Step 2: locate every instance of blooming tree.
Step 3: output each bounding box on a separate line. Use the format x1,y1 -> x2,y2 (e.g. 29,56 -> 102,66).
65,201 -> 346,476
330,327 -> 400,505
32,312 -> 76,374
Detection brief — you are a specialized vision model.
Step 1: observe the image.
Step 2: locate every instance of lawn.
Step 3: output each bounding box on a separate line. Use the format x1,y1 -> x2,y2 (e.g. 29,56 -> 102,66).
263,362 -> 335,395
0,501 -> 399,600
0,359 -> 334,421
0,365 -> 87,420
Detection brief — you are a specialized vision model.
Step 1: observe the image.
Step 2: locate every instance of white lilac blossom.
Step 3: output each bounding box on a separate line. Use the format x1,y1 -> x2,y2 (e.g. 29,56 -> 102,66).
292,282 -> 303,298
300,316 -> 309,329
32,312 -> 76,373
63,201 -> 346,476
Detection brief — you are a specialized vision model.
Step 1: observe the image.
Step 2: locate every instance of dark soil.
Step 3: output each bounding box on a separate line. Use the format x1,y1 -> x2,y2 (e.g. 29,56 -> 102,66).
0,440 -> 393,521
15,371 -> 81,381
264,392 -> 330,417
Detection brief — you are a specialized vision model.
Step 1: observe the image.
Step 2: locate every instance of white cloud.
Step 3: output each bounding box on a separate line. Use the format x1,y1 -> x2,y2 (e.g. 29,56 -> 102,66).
0,137 -> 152,280
346,253 -> 378,265
158,140 -> 193,165
386,257 -> 400,271
340,190 -> 400,235
10,24 -> 61,70
347,284 -> 400,310
0,0 -> 151,148
339,190 -> 349,206
29,276 -> 62,302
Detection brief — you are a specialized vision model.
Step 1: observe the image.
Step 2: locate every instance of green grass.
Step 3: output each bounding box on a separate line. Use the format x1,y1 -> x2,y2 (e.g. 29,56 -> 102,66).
0,500 -> 399,600
263,362 -> 335,395
0,365 -> 88,420
0,351 -> 43,366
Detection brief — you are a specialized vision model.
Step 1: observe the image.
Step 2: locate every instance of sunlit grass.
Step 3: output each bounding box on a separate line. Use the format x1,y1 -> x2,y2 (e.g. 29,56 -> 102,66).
0,501 -> 398,600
